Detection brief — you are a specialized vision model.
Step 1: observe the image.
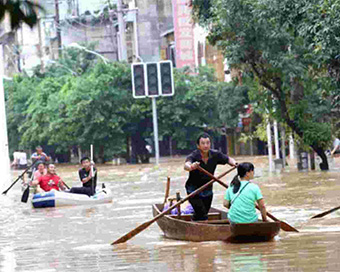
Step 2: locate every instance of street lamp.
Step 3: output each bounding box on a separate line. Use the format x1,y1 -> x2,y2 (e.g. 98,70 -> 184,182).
66,43 -> 110,65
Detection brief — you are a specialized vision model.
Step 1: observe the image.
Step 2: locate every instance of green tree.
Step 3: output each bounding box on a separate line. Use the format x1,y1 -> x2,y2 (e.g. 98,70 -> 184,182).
191,0 -> 340,170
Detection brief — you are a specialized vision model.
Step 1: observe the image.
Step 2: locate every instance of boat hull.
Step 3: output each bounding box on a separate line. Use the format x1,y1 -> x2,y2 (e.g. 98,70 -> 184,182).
32,189 -> 113,208
152,203 -> 280,242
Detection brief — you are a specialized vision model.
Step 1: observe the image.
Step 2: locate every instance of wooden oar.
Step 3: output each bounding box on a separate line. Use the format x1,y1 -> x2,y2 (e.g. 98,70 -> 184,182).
310,206 -> 340,219
111,166 -> 236,245
63,181 -> 70,190
21,170 -> 35,203
2,161 -> 37,195
163,177 -> 170,204
197,165 -> 299,232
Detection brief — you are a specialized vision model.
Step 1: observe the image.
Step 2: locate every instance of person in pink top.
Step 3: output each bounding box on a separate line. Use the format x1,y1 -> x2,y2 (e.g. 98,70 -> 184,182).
33,162 -> 47,182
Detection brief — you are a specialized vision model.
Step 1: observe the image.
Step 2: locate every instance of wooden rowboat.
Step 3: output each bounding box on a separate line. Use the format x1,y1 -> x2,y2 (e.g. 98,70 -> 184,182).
152,203 -> 280,242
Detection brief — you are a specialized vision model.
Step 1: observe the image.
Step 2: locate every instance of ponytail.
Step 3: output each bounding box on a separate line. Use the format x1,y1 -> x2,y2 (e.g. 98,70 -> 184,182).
230,162 -> 255,194
230,174 -> 241,194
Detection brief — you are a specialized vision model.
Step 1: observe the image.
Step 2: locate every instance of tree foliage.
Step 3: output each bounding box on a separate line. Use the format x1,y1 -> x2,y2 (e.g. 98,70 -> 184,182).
6,48 -> 250,162
192,0 -> 340,169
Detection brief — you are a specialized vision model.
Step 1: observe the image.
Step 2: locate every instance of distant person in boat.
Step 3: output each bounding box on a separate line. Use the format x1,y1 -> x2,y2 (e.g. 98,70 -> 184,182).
184,133 -> 238,221
223,162 -> 267,224
31,146 -> 51,163
11,149 -> 27,170
32,164 -> 67,193
30,162 -> 47,192
33,162 -> 47,182
69,157 -> 97,196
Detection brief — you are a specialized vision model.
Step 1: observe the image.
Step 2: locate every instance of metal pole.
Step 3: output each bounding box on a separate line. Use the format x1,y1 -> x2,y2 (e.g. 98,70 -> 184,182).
55,0 -> 62,58
0,45 -> 11,188
117,0 -> 127,61
289,134 -> 295,159
266,119 -> 273,172
274,120 -> 280,159
152,97 -> 159,165
281,126 -> 286,168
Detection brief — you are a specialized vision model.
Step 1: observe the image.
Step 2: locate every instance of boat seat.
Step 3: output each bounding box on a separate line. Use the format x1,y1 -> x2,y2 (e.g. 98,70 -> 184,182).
168,212 -> 221,221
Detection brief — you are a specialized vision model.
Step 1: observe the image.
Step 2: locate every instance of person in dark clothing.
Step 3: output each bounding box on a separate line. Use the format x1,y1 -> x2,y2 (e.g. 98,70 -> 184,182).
184,133 -> 238,221
69,157 -> 97,196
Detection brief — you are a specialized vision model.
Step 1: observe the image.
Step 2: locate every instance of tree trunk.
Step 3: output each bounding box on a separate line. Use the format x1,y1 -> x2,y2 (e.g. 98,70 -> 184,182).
251,64 -> 329,170
78,145 -> 82,163
169,136 -> 173,158
126,135 -> 131,163
310,151 -> 315,170
131,132 -> 150,164
311,144 -> 329,170
98,145 -> 105,163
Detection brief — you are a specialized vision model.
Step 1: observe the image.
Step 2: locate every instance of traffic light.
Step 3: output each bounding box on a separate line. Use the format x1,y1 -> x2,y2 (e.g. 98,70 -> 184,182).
132,63 -> 146,98
146,63 -> 159,96
159,60 -> 174,96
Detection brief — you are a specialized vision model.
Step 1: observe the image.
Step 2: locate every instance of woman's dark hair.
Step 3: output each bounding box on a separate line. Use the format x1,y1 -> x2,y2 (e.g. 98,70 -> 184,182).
81,156 -> 90,163
196,133 -> 211,145
230,162 -> 255,193
37,161 -> 45,167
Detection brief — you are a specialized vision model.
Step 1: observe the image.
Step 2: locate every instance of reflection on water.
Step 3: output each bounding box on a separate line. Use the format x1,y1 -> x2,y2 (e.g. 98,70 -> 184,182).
230,253 -> 266,272
0,156 -> 340,271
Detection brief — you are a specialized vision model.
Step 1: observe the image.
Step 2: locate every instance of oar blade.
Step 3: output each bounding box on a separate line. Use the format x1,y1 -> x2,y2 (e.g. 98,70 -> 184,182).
279,221 -> 299,232
21,186 -> 30,203
111,220 -> 153,245
310,206 -> 340,219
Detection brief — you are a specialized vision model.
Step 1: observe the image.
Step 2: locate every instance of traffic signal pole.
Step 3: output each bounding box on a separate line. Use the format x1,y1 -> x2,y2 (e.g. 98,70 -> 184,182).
151,97 -> 160,165
132,61 -> 174,166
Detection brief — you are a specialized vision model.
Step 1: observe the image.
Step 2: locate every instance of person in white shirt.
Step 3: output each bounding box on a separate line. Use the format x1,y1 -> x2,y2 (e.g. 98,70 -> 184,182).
11,150 -> 27,170
331,137 -> 340,156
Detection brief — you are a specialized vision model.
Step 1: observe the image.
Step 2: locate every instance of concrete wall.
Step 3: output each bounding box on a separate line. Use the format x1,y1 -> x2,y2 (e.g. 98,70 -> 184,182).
61,18 -> 118,61
136,0 -> 161,62
157,0 -> 174,35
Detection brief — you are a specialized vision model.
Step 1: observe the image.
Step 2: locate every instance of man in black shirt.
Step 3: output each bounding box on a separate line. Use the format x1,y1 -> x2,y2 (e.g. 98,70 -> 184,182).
69,157 -> 97,196
184,133 -> 237,221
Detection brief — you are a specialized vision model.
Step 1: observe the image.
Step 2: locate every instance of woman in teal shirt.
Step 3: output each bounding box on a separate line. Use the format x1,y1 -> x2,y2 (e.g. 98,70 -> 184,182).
223,162 -> 267,223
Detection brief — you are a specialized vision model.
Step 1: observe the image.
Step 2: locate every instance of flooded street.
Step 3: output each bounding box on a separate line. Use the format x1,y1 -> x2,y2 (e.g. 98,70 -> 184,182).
1,155 -> 340,271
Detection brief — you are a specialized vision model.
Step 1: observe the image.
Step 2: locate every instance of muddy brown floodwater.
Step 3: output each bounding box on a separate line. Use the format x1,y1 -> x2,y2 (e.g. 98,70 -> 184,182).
1,155 -> 340,271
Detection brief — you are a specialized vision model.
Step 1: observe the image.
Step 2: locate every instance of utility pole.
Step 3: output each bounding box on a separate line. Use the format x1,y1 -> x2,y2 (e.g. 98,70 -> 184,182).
55,0 -> 62,58
117,0 -> 127,61
281,126 -> 286,168
152,97 -> 159,165
274,120 -> 280,159
0,44 -> 11,188
34,0 -> 44,71
37,18 -> 45,72
267,120 -> 273,172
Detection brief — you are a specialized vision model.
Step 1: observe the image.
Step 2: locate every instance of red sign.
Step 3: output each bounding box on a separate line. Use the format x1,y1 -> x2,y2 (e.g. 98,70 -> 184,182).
172,0 -> 196,70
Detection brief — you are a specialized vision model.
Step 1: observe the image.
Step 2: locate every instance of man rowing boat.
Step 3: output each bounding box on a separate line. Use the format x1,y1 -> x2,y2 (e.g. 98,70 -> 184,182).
31,146 -> 50,163
184,133 -> 238,221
